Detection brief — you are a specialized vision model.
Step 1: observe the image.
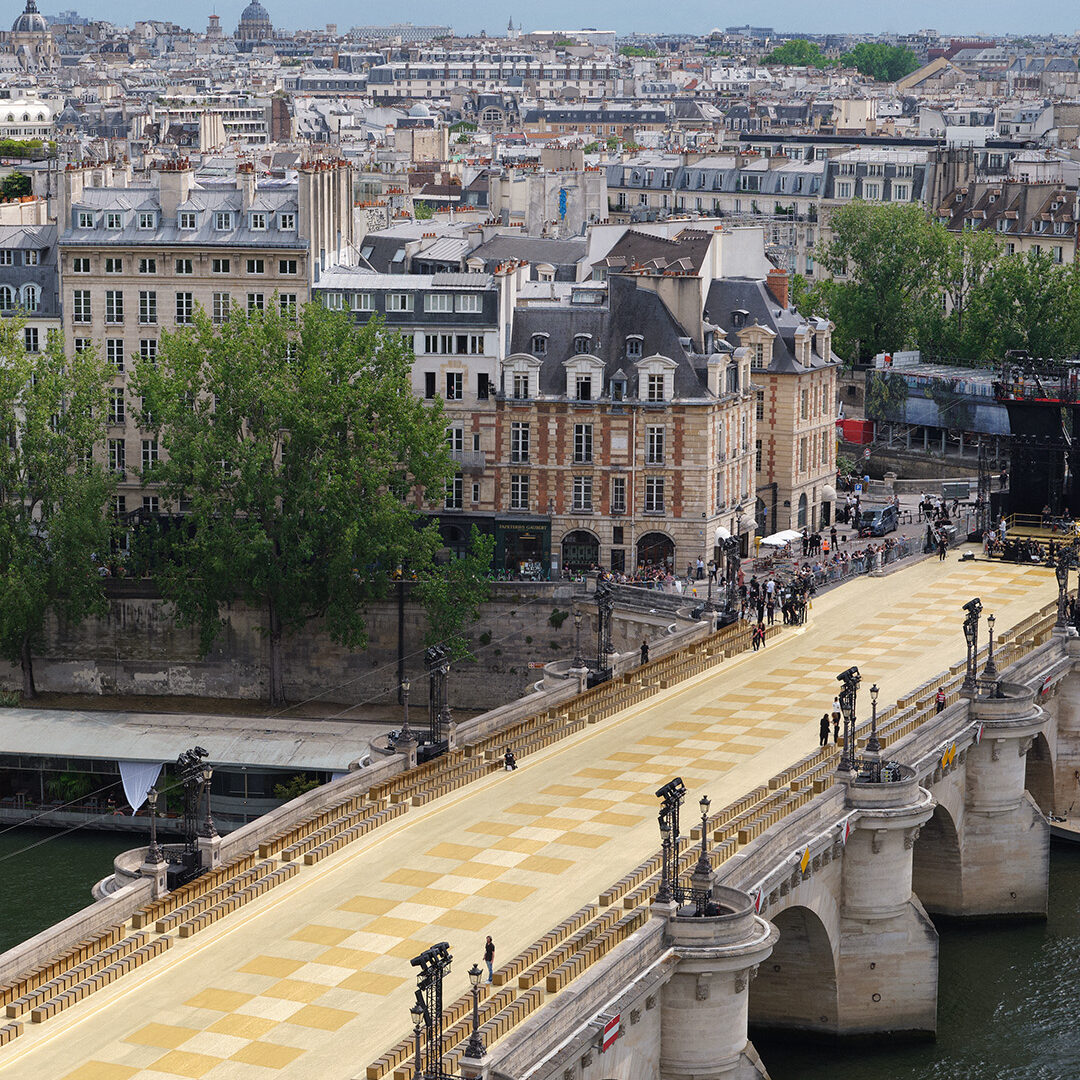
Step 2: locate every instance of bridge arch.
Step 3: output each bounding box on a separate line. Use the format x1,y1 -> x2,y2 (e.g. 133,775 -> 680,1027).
1025,731 -> 1055,817
911,802 -> 962,916
749,903 -> 838,1036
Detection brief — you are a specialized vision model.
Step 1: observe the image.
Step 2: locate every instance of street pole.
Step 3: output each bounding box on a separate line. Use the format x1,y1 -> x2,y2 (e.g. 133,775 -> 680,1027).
573,610 -> 584,669
146,785 -> 163,863
982,614 -> 998,681
465,963 -> 485,1060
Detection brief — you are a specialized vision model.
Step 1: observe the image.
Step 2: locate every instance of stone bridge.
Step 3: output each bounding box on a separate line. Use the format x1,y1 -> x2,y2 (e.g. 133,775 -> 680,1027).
484,623 -> 1073,1080
0,557 -> 1070,1080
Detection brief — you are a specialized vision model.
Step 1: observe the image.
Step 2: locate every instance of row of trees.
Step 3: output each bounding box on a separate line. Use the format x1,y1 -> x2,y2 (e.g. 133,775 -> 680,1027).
0,303 -> 494,705
763,39 -> 920,81
793,201 -> 1080,365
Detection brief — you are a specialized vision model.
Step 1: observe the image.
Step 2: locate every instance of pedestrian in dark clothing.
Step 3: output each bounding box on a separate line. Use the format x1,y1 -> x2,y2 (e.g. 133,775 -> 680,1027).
938,536 -> 948,561
756,599 -> 765,624
819,713 -> 830,747
766,598 -> 775,625
640,639 -> 649,666
504,749 -> 517,771
484,936 -> 495,982
830,526 -> 838,551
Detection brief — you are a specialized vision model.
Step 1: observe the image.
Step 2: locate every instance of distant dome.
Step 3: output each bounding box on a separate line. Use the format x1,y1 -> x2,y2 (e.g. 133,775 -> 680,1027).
408,102 -> 431,118
12,0 -> 47,34
240,0 -> 271,23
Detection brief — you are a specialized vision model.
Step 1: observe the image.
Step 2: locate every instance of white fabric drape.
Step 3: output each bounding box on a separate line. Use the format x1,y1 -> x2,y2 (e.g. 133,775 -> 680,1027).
119,761 -> 163,816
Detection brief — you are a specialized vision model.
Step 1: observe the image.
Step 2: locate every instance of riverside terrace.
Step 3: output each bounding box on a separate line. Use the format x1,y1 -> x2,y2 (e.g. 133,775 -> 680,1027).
0,555 -> 1062,1080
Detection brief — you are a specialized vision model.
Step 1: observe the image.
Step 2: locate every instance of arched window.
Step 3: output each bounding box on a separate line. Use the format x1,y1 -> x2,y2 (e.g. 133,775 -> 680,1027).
531,333 -> 548,356
0,286 -> 13,311
797,493 -> 808,528
574,335 -> 591,354
20,283 -> 39,311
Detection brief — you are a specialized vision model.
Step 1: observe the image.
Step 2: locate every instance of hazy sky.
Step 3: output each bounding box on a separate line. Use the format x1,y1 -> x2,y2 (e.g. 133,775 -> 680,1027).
63,0 -> 1080,36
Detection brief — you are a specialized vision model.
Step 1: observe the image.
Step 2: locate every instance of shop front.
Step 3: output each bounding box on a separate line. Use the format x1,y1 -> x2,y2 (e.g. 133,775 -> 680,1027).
495,518 -> 552,580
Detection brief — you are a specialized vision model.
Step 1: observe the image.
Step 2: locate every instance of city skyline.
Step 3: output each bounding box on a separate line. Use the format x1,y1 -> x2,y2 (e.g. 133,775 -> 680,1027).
29,0 -> 1080,37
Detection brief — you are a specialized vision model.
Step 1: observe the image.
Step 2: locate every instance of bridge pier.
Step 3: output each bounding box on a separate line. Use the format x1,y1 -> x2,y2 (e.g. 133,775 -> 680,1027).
1051,642 -> 1080,816
836,770 -> 937,1038
659,888 -> 779,1080
948,684 -> 1048,918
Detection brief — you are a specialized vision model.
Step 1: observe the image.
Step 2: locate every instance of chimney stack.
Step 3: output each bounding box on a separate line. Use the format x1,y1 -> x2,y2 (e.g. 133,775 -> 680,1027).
766,267 -> 789,309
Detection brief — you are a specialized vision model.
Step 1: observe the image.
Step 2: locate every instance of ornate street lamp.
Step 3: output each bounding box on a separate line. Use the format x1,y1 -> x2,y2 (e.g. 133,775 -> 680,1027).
573,609 -> 584,670
693,794 -> 713,916
199,762 -> 217,838
465,963 -> 486,1060
146,785 -> 164,864
399,678 -> 414,744
867,683 -> 880,755
410,1003 -> 425,1080
982,614 -> 998,682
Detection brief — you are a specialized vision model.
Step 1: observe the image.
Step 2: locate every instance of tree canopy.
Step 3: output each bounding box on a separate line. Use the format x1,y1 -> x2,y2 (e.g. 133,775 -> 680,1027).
843,42 -> 920,82
797,200 -> 1080,364
763,39 -> 834,68
0,324 -> 115,696
133,301 -> 456,705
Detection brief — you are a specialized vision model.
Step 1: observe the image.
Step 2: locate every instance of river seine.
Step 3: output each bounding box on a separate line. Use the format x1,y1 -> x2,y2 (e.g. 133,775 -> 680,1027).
2,830 -> 1080,1079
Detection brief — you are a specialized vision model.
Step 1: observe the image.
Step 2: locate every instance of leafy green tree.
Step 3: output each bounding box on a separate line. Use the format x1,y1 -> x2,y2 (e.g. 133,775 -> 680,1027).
133,302 -> 455,706
1,172 -> 30,199
413,526 -> 496,662
964,251 -> 1080,362
813,201 -> 941,361
0,326 -> 115,697
764,39 -> 834,68
842,43 -> 920,82
917,225 -> 1002,359
414,201 -> 434,220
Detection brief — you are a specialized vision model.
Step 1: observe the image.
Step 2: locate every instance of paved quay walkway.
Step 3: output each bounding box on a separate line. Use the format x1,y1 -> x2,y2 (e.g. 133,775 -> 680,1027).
2,553 -> 1056,1080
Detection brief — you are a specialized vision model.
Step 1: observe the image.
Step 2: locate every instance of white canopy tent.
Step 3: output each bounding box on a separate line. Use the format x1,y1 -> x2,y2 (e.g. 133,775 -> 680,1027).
759,529 -> 802,548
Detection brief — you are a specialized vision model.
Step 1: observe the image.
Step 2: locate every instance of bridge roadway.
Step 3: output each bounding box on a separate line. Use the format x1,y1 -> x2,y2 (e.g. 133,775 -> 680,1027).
3,556 -> 1056,1080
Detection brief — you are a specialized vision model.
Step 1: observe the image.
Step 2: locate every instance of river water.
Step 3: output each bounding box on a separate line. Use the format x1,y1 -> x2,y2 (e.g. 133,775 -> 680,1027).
1,831 -> 1079,1079
0,826 -> 132,953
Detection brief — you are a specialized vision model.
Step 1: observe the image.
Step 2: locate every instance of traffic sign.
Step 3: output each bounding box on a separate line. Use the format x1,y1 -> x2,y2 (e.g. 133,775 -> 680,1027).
863,447 -> 871,459
602,1014 -> 621,1052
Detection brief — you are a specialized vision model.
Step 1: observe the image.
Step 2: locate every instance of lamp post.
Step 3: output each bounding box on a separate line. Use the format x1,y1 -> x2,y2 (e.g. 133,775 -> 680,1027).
400,678 -> 414,744
146,785 -> 164,864
982,614 -> 998,682
864,683 -> 882,782
199,763 -> 217,838
573,609 -> 584,670
465,963 -> 486,1060
410,1003 -> 425,1080
693,794 -> 713,916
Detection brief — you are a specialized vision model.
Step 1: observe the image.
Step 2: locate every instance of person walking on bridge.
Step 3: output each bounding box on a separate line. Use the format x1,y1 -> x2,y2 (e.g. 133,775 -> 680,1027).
640,639 -> 649,666
819,713 -> 830,747
935,687 -> 946,713
832,697 -> 841,744
484,936 -> 495,983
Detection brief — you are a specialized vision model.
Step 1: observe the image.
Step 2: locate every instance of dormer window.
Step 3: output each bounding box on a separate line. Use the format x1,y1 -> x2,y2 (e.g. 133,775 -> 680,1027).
250,212 -> 267,230
77,211 -> 94,229
105,212 -> 122,230
576,374 -> 592,401
138,211 -> 155,229
215,211 -> 233,230
279,212 -> 295,230
646,373 -> 665,402
531,333 -> 548,355
625,335 -> 643,359
574,335 -> 591,354
178,211 -> 196,230
731,309 -> 748,329
611,376 -> 627,401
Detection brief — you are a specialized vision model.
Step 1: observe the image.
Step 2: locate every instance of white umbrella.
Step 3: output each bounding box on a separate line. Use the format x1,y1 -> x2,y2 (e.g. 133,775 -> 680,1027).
715,526 -> 731,543
760,529 -> 802,547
